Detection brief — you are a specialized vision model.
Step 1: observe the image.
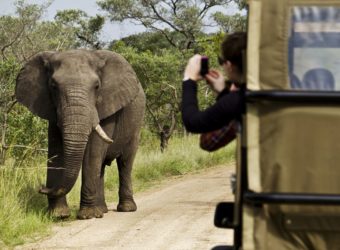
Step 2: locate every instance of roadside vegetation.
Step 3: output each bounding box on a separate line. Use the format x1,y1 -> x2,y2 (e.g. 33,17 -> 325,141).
0,135 -> 235,247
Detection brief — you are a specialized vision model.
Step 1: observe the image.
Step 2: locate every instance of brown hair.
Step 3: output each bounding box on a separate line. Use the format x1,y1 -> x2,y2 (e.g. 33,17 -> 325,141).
220,32 -> 247,74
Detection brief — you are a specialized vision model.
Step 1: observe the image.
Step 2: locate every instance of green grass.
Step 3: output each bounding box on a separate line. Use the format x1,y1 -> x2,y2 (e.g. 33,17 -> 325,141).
0,135 -> 235,247
134,135 -> 235,190
0,158 -> 52,247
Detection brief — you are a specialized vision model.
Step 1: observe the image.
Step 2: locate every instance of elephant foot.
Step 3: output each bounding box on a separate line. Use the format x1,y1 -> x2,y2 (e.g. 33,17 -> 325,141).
77,206 -> 103,220
117,199 -> 137,212
98,204 -> 109,213
48,205 -> 70,219
48,197 -> 70,219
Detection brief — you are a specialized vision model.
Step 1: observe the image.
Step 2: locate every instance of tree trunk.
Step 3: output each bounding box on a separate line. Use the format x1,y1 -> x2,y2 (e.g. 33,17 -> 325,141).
0,112 -> 8,165
159,125 -> 172,153
160,134 -> 169,153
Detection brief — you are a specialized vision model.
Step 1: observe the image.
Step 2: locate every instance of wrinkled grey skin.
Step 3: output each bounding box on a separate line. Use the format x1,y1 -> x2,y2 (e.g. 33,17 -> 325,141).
15,50 -> 145,219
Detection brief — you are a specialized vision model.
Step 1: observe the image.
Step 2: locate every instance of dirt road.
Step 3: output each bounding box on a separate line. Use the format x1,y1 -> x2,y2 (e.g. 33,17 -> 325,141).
18,165 -> 235,250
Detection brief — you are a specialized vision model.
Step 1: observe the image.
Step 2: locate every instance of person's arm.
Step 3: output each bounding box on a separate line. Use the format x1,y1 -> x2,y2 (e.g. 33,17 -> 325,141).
181,80 -> 243,133
200,121 -> 238,152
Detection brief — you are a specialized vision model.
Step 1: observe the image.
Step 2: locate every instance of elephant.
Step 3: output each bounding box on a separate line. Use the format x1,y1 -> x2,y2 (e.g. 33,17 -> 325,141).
15,49 -> 145,219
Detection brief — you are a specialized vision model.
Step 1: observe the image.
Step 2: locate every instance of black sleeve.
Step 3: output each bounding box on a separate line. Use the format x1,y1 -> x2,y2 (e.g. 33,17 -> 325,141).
216,87 -> 230,100
181,79 -> 244,133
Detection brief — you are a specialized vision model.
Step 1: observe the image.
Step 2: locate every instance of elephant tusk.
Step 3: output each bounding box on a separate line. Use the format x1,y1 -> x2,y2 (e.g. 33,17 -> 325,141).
95,124 -> 113,144
39,186 -> 52,195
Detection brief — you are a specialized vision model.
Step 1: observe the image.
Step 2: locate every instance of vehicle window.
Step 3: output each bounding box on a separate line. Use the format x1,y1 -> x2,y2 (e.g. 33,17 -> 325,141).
289,6 -> 340,91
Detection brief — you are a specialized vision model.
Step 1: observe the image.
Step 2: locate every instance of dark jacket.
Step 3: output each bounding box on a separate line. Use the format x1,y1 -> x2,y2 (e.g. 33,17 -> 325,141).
181,79 -> 244,133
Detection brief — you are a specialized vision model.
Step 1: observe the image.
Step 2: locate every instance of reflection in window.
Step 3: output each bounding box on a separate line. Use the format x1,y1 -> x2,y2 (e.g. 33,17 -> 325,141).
289,6 -> 340,91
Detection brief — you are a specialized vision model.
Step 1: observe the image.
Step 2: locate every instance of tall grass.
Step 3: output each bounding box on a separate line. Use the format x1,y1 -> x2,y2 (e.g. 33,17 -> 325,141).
0,135 -> 235,247
0,158 -> 51,247
134,135 -> 235,190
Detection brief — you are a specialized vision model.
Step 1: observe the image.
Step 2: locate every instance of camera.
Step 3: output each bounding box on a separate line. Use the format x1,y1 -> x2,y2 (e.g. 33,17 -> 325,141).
200,56 -> 209,76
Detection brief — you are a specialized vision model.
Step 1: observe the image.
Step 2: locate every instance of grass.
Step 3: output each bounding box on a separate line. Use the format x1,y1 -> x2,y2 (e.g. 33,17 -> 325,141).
0,135 -> 235,247
0,158 -> 52,247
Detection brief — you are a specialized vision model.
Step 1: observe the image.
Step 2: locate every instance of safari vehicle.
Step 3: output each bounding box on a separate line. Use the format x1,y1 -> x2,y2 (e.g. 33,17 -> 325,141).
214,0 -> 340,249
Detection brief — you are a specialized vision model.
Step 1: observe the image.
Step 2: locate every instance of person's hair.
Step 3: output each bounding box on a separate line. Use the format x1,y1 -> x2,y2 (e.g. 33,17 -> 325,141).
220,32 -> 247,74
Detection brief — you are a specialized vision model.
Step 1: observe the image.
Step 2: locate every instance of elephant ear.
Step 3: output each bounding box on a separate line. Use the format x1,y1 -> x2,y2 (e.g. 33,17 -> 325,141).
15,51 -> 56,121
94,50 -> 140,120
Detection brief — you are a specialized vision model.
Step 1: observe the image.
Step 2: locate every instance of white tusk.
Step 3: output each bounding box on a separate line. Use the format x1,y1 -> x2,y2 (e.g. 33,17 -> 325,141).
95,124 -> 113,144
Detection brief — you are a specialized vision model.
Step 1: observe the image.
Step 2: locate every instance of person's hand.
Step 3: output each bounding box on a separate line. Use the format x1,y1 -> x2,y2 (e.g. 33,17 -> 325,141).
183,54 -> 203,82
205,69 -> 226,93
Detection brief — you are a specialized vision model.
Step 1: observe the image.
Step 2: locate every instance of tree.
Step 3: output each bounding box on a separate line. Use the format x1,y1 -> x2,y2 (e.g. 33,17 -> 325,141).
0,1 -> 77,62
0,1 -> 46,164
98,0 -> 234,50
213,13 -> 246,33
112,33 -> 222,151
0,58 -> 20,165
110,32 -> 226,151
115,31 -> 177,52
234,0 -> 247,10
112,41 -> 184,151
0,1 -> 45,62
54,9 -> 105,49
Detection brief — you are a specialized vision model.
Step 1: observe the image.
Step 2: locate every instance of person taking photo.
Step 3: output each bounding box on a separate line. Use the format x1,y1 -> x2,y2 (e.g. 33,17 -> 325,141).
181,32 -> 247,138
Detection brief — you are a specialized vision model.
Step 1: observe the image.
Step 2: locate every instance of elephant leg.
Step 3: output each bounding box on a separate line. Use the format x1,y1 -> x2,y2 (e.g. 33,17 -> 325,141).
47,123 -> 70,218
116,140 -> 138,212
77,132 -> 107,220
96,164 -> 108,213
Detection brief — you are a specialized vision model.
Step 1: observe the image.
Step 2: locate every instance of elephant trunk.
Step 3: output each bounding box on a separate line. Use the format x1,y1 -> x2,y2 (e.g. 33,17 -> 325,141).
40,108 -> 92,197
39,103 -> 113,197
